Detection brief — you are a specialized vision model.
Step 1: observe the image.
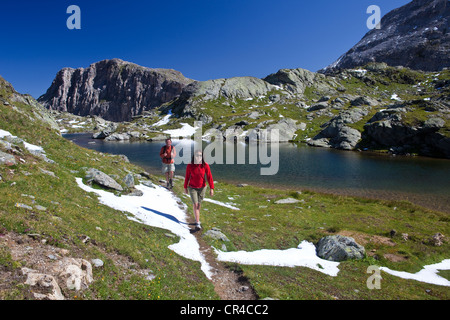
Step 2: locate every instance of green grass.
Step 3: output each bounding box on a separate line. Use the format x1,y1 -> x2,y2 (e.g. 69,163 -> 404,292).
170,181 -> 450,300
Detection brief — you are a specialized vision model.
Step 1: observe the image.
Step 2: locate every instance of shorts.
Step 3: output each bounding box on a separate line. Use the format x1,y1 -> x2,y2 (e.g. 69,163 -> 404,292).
188,186 -> 206,205
162,163 -> 175,174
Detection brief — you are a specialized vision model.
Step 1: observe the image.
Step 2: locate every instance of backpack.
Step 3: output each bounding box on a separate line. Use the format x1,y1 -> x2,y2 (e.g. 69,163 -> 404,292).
162,145 -> 175,163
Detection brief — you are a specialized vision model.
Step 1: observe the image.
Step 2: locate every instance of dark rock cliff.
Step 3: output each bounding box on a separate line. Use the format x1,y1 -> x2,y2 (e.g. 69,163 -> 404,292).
38,59 -> 194,122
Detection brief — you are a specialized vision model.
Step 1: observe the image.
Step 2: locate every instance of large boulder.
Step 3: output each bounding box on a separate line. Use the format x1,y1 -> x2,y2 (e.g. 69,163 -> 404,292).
316,235 -> 365,261
85,168 -> 123,191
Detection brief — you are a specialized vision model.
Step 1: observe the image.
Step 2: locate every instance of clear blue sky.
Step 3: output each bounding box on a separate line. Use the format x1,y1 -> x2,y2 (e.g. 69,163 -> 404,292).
0,0 -> 411,98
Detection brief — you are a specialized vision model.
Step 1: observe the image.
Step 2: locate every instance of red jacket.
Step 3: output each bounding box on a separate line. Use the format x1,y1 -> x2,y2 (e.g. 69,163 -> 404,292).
184,163 -> 214,189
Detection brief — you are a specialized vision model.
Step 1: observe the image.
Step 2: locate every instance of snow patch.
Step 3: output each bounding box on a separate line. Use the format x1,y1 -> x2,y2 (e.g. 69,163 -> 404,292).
380,260 -> 450,287
163,123 -> 198,138
154,110 -> 172,127
391,93 -> 402,101
0,129 -> 44,153
75,178 -> 214,279
203,198 -> 240,211
215,241 -> 340,276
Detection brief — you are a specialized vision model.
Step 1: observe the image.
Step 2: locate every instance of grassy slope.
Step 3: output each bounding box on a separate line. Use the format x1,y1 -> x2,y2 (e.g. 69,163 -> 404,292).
0,78 -> 217,300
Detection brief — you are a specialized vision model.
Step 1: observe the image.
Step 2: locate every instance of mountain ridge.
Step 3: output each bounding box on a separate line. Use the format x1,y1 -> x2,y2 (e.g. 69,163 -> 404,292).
321,0 -> 450,73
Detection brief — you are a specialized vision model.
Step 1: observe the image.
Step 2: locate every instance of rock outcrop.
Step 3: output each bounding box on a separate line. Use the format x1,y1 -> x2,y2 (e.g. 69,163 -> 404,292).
308,108 -> 369,150
38,59 -> 194,122
0,76 -> 60,133
263,68 -> 338,95
322,0 -> 450,73
170,76 -> 281,119
364,106 -> 450,158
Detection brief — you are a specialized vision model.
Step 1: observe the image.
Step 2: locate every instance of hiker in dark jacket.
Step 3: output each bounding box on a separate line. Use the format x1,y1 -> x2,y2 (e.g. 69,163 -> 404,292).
160,138 -> 176,189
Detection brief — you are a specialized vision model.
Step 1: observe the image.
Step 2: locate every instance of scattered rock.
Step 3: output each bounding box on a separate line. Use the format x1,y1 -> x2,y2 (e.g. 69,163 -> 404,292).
91,258 -> 104,268
78,235 -> 90,244
53,258 -> 94,291
123,173 -> 135,188
15,203 -> 33,211
22,267 -> 65,300
430,233 -> 445,246
236,184 -> 248,187
274,198 -> 301,204
308,108 -> 368,150
39,168 -> 58,178
128,188 -> 144,196
0,150 -> 17,166
27,233 -> 42,240
165,233 -> 176,238
307,102 -> 328,112
203,228 -> 230,242
350,96 -> 379,107
20,257 -> 93,299
145,274 -> 156,281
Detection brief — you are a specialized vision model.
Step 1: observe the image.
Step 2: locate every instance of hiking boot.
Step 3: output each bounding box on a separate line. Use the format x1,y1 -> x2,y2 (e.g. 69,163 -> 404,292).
169,178 -> 173,189
196,222 -> 202,230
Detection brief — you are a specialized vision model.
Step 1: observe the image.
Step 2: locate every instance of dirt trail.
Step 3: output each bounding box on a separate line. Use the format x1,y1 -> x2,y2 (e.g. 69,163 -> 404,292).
184,215 -> 258,300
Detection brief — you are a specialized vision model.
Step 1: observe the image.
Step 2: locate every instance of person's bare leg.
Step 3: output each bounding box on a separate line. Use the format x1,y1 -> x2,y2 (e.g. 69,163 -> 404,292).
194,203 -> 201,228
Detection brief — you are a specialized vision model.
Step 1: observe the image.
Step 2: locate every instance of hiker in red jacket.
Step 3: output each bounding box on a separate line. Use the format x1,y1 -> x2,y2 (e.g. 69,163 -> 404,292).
160,138 -> 176,189
184,150 -> 214,230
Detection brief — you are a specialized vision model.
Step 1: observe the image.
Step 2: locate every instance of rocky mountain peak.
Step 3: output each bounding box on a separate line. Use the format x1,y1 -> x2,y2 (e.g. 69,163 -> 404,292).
38,59 -> 194,122
322,0 -> 449,73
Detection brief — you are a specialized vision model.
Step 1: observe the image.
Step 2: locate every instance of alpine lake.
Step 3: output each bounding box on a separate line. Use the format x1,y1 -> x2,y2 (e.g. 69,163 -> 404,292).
64,133 -> 450,214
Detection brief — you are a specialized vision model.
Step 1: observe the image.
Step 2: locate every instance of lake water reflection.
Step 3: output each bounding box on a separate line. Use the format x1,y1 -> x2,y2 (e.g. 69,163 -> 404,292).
64,133 -> 450,213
